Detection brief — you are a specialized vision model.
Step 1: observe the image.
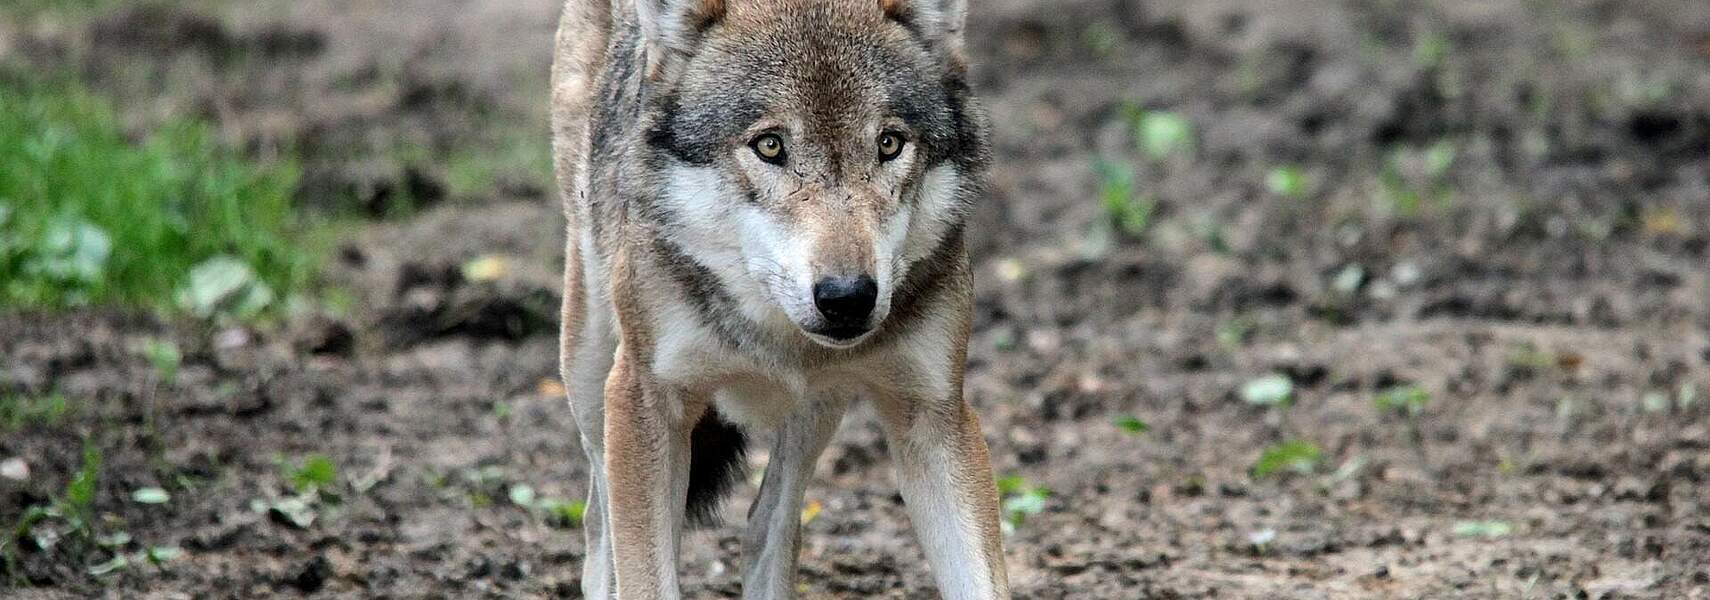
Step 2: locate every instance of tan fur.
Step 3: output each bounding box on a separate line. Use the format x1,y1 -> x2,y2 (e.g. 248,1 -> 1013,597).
803,208 -> 878,278
550,0 -> 608,222
599,352 -> 663,596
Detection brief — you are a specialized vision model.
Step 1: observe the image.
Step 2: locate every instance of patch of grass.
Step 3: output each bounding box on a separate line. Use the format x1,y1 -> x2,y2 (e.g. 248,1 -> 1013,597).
0,392 -> 70,431
1412,31 -> 1451,70
1374,385 -> 1430,418
0,74 -> 313,318
62,443 -> 101,526
84,544 -> 183,577
1505,342 -> 1555,370
1082,22 -> 1120,58
0,0 -> 108,18
1124,108 -> 1196,160
1217,315 -> 1257,349
285,454 -> 339,494
1377,141 -> 1457,217
507,483 -> 587,528
1096,159 -> 1155,238
1252,440 -> 1323,478
1190,213 -> 1231,254
1111,415 -> 1149,435
1375,384 -> 1432,463
443,135 -> 554,200
5,442 -> 105,582
139,339 -> 182,382
539,498 -> 587,528
1266,166 -> 1309,200
995,476 -> 1050,535
1451,520 -> 1512,539
256,455 -> 345,531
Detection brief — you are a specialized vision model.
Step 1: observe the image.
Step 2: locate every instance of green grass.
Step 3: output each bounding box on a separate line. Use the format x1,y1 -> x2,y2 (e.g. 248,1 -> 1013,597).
1124,108 -> 1195,160
0,75 -> 313,316
285,454 -> 339,494
1,392 -> 71,432
4,442 -> 105,583
0,0 -> 108,18
1252,439 -> 1323,478
1378,140 -> 1457,217
1111,415 -> 1150,435
1375,385 -> 1431,417
443,134 -> 554,200
1266,166 -> 1309,200
1095,159 -> 1155,238
995,475 -> 1050,534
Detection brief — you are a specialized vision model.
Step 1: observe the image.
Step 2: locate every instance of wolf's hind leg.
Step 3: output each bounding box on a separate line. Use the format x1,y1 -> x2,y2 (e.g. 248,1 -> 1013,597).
741,393 -> 850,600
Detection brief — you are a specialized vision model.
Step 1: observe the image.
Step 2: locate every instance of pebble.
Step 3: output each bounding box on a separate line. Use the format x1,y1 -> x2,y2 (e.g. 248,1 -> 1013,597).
0,457 -> 28,481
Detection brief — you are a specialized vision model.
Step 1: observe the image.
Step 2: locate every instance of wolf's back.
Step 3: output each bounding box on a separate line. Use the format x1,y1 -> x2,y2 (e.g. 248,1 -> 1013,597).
550,0 -> 616,220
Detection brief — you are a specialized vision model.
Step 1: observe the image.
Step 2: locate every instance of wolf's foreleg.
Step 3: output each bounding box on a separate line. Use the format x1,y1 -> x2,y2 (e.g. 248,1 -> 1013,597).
741,393 -> 850,599
604,352 -> 696,600
876,383 -> 1010,600
561,229 -> 622,599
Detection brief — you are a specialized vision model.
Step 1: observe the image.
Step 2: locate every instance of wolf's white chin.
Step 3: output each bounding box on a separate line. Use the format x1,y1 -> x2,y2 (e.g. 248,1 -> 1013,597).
801,328 -> 873,349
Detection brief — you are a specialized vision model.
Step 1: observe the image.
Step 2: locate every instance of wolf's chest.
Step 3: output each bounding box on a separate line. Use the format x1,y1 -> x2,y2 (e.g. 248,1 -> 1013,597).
649,308 -> 866,429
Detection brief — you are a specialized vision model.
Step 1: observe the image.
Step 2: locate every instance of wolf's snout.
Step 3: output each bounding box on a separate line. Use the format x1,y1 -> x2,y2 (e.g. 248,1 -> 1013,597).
812,275 -> 878,338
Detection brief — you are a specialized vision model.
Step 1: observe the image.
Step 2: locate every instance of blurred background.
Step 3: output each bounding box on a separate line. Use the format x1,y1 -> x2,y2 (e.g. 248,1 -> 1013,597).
3,0 -> 1708,597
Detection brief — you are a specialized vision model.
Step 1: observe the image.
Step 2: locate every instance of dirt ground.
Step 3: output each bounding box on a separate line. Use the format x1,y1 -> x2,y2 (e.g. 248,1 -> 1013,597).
5,0 -> 1710,598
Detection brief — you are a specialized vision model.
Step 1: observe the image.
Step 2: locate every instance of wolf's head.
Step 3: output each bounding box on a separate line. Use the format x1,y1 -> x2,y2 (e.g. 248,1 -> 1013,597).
636,0 -> 988,349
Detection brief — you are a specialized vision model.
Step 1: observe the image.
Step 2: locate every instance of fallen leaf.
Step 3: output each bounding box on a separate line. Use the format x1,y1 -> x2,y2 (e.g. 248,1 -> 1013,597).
538,378 -> 567,397
462,255 -> 509,282
132,487 -> 171,505
1452,520 -> 1512,538
509,484 -> 536,507
87,555 -> 128,576
1241,374 -> 1294,406
147,546 -> 183,564
1248,528 -> 1277,547
994,258 -> 1027,283
1642,207 -> 1683,236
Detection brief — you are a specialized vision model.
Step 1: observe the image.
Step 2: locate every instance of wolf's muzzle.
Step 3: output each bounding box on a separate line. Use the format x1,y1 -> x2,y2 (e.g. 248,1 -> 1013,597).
812,274 -> 878,340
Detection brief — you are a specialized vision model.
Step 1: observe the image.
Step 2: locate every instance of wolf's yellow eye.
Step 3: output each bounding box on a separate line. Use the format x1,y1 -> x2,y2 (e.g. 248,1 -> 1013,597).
750,134 -> 786,164
877,132 -> 905,162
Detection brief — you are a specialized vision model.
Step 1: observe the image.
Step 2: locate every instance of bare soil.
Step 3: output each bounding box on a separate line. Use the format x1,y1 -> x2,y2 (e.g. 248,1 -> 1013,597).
4,0 -> 1710,598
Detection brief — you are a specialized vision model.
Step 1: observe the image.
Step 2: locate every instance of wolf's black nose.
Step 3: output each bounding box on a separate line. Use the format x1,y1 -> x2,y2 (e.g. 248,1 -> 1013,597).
813,275 -> 878,333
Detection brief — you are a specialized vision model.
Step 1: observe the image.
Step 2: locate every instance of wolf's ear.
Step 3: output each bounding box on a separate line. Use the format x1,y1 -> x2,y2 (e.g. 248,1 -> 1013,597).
879,0 -> 968,63
634,0 -> 726,77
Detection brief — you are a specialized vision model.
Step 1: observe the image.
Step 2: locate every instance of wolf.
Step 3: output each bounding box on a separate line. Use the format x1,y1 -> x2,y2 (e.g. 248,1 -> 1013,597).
550,0 -> 1007,597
